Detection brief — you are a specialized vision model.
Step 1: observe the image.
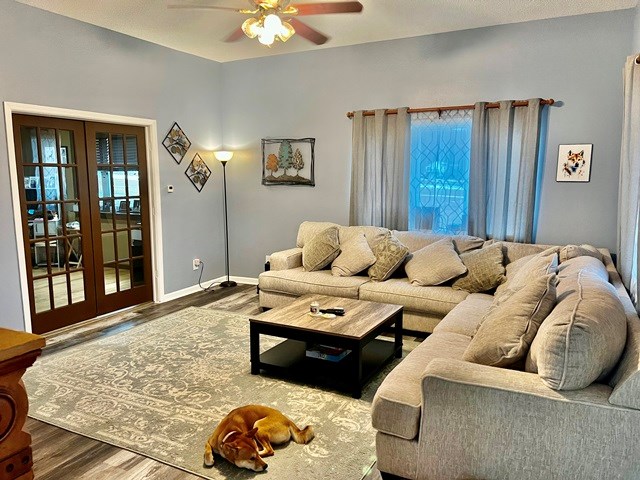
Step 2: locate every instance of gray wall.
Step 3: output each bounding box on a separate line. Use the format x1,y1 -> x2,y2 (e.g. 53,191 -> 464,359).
221,10 -> 633,278
0,0 -> 225,331
635,4 -> 640,51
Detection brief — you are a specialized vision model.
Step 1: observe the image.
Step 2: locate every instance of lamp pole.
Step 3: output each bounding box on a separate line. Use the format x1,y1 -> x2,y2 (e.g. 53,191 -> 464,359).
218,155 -> 236,288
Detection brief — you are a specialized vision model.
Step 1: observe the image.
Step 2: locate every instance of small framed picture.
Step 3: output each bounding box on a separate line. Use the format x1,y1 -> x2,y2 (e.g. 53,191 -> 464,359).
556,144 -> 593,182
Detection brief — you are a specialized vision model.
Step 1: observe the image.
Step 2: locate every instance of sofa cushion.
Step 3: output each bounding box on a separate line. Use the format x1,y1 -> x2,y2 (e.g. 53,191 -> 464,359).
525,271 -> 627,390
331,233 -> 376,277
302,226 -> 340,271
486,240 -> 555,263
433,293 -> 493,337
296,221 -> 340,248
392,231 -> 484,254
463,274 -> 557,367
359,278 -> 469,316
372,331 -> 471,440
559,244 -> 603,263
557,255 -> 608,283
258,267 -> 369,299
451,243 -> 505,293
368,234 -> 410,282
405,238 -> 467,286
495,247 -> 559,298
338,225 -> 389,249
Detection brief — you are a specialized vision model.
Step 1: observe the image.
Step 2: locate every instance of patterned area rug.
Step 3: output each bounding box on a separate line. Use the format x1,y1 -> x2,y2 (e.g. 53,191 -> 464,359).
24,307 -> 411,479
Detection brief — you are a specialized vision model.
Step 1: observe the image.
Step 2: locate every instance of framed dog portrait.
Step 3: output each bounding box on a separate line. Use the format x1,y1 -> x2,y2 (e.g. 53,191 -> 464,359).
556,144 -> 592,182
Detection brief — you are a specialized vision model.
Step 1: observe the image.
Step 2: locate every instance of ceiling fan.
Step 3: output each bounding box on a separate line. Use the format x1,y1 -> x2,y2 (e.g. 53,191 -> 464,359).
168,0 -> 363,47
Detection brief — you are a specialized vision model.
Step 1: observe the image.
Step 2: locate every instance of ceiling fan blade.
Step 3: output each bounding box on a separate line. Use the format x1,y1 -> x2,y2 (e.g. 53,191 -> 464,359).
224,27 -> 246,42
292,1 -> 363,15
288,18 -> 329,45
167,4 -> 240,11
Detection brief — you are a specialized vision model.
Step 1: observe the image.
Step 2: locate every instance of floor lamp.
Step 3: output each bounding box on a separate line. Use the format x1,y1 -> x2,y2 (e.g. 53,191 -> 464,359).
214,150 -> 237,288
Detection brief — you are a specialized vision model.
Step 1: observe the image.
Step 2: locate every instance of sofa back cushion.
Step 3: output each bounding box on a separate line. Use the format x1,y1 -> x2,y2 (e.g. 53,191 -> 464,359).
368,234 -> 410,282
463,273 -> 557,367
331,233 -> 376,277
297,221 -> 340,247
339,225 -> 389,249
302,226 -> 340,271
487,240 -> 555,264
559,244 -> 603,263
405,238 -> 467,286
451,243 -> 505,293
392,231 -> 484,254
494,247 -> 559,298
525,270 -> 627,390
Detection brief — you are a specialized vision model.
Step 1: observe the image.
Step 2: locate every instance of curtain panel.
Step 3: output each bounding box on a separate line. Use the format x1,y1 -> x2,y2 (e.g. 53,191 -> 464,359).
468,99 -> 543,243
618,55 -> 640,306
350,108 -> 410,230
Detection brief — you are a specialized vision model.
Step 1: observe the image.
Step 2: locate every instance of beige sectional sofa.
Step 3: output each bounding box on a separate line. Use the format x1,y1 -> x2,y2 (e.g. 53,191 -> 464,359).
258,221 -> 486,333
260,222 -> 640,479
373,245 -> 640,480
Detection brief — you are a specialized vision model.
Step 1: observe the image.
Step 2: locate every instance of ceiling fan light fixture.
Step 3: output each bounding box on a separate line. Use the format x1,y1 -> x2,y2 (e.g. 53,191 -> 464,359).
242,17 -> 261,38
263,13 -> 283,35
258,31 -> 276,46
278,21 -> 295,42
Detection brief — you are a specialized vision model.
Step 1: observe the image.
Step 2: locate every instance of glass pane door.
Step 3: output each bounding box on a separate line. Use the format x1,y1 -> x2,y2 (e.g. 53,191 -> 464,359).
86,123 -> 153,314
13,115 -> 97,334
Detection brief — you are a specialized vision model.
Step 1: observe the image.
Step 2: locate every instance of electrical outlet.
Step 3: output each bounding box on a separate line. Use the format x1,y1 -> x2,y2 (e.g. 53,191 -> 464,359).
193,258 -> 201,270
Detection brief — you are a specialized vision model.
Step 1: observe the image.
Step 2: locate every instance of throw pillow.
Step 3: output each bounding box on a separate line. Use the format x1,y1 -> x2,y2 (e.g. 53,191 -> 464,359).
302,226 -> 340,271
463,273 -> 557,367
405,238 -> 467,286
331,233 -> 376,277
525,271 -> 627,390
368,234 -> 409,282
559,244 -> 603,263
451,243 -> 505,293
494,247 -> 559,298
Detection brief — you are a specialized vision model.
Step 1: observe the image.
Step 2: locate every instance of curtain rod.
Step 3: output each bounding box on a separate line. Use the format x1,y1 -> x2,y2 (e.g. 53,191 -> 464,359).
346,98 -> 555,119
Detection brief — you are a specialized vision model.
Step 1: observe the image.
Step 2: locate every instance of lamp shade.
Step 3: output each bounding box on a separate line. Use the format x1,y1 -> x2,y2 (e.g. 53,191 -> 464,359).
214,150 -> 234,162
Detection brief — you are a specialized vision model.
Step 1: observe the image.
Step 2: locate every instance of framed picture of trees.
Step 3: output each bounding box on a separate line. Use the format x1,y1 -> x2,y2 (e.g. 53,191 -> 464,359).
261,138 -> 315,186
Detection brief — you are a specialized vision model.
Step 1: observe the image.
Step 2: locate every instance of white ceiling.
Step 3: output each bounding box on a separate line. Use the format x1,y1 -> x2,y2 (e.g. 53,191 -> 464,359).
15,0 -> 637,62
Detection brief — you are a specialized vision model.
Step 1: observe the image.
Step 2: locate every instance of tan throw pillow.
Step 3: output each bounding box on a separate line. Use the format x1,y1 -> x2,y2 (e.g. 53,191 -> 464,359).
559,244 -> 603,263
405,238 -> 467,286
302,227 -> 340,271
525,271 -> 627,390
495,247 -> 559,298
331,233 -> 376,277
451,243 -> 505,293
368,234 -> 409,282
463,274 -> 557,367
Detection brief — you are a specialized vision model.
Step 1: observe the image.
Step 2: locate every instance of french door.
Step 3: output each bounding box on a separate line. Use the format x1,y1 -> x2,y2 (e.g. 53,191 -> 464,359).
13,115 -> 153,334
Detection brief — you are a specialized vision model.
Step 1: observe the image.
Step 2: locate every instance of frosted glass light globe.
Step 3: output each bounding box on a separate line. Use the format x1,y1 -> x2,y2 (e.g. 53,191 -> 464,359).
263,14 -> 282,35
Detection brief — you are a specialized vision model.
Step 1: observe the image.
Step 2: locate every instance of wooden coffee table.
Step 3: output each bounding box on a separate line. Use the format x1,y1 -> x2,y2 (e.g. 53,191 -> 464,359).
249,294 -> 403,398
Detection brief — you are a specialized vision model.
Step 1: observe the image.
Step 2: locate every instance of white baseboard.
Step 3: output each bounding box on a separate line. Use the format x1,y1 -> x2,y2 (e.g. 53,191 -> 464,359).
160,276 -> 259,302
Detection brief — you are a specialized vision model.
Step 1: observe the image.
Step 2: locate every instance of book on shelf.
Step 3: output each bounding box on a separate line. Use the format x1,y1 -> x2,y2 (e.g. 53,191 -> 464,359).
305,344 -> 351,362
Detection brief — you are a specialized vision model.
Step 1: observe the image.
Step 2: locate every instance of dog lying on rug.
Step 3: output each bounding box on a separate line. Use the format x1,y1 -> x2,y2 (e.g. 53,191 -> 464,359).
204,404 -> 315,472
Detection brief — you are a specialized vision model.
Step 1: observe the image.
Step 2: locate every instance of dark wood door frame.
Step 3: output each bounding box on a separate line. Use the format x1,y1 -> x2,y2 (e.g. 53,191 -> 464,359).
7,106 -> 163,334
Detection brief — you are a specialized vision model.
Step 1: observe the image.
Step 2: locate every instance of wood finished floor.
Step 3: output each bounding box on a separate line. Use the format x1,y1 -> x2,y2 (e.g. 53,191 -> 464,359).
27,284 -> 392,480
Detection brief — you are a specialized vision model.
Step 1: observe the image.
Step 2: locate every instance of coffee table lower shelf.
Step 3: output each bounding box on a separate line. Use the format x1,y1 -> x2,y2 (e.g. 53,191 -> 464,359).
253,338 -> 397,398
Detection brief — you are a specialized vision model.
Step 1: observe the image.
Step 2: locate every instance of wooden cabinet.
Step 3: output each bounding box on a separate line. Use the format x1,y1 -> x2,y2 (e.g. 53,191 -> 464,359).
0,329 -> 45,480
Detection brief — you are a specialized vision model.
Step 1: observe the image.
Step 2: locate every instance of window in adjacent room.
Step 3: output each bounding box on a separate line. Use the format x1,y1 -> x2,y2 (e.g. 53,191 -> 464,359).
409,110 -> 472,234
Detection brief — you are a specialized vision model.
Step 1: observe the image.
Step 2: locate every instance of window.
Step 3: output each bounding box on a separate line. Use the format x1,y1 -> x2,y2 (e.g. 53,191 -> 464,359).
409,110 -> 472,234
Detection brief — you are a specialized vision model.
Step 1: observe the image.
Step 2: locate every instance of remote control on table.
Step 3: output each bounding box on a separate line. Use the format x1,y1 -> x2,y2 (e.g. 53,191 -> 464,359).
320,308 -> 345,316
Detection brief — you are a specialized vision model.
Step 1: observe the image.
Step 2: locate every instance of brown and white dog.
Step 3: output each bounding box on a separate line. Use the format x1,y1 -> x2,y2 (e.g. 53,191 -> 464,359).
203,404 -> 315,472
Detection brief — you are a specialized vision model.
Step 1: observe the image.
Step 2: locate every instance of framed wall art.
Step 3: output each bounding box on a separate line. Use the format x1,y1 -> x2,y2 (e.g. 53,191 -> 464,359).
556,144 -> 593,182
262,138 -> 315,186
185,153 -> 211,192
163,122 -> 192,164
